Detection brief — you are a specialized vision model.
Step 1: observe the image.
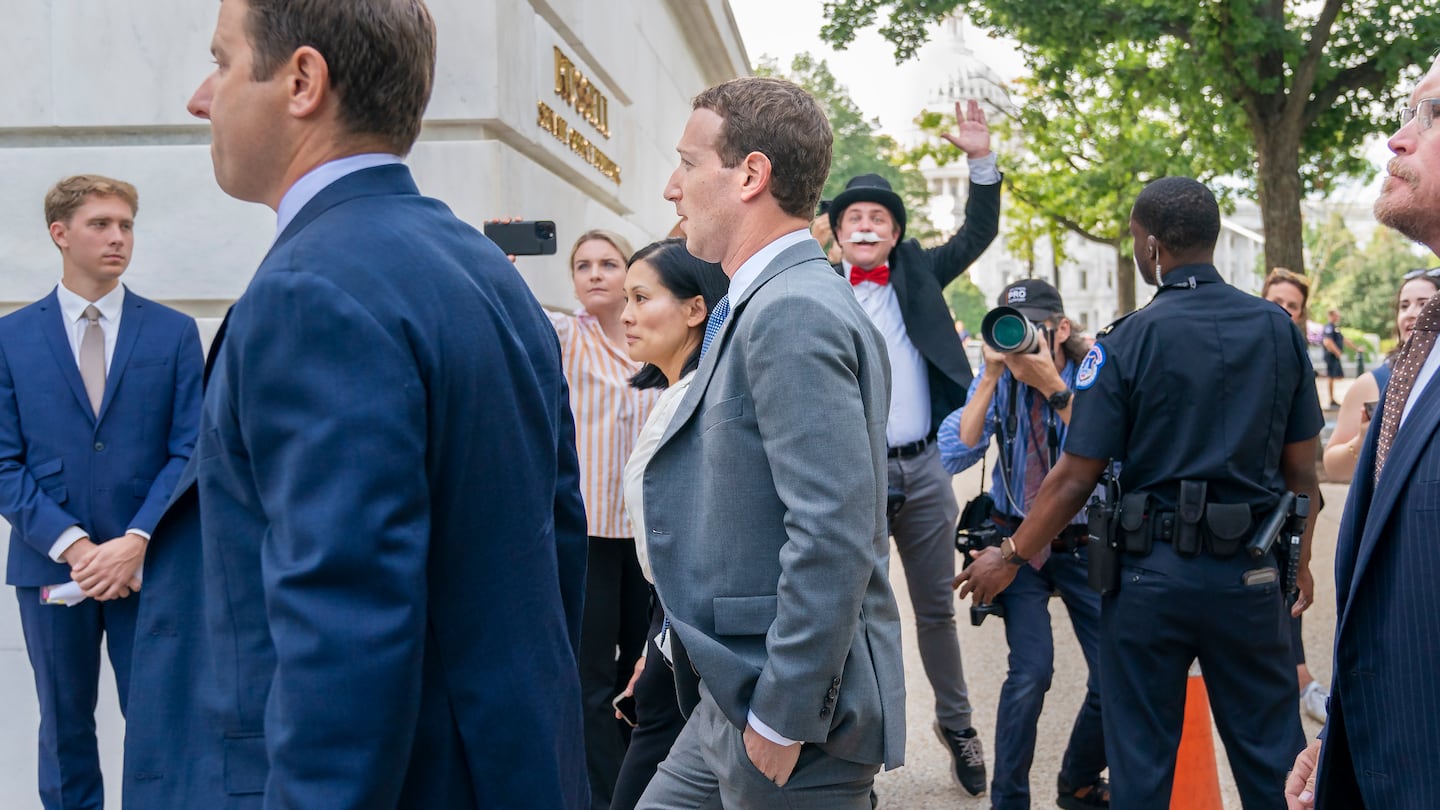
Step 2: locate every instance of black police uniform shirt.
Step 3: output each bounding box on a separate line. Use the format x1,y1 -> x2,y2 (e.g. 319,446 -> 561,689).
1065,263 -> 1324,512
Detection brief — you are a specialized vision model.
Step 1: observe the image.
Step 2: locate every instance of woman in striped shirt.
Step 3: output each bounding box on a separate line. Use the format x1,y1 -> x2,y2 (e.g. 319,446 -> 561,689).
549,229 -> 659,808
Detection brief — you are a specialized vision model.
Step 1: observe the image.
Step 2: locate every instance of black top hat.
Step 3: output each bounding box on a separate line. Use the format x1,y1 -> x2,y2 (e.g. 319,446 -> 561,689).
828,174 -> 907,242
998,278 -> 1065,321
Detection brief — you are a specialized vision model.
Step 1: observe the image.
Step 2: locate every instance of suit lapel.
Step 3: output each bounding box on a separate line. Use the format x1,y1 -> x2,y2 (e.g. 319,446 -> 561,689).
656,240 -> 827,449
1346,372 -> 1440,614
96,288 -> 144,424
38,290 -> 95,422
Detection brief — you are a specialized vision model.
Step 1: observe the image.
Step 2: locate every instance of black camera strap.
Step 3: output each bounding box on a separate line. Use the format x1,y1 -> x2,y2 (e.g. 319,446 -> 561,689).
993,375 -> 1025,515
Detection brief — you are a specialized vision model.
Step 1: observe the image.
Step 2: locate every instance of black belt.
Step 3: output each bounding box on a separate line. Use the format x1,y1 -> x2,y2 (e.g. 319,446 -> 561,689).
887,437 -> 933,459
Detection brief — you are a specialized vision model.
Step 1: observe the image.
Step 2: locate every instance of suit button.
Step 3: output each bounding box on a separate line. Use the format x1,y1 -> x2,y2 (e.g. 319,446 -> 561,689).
93,441 -> 105,452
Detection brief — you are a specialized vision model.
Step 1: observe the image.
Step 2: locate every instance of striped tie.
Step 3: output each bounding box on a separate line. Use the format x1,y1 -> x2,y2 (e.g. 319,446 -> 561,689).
700,294 -> 730,358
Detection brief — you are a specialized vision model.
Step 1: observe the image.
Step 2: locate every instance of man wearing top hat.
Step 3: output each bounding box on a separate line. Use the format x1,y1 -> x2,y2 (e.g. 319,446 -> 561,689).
829,98 -> 1001,797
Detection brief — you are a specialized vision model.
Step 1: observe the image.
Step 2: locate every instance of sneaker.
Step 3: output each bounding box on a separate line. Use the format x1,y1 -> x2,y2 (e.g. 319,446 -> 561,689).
1057,776 -> 1110,809
1301,680 -> 1329,723
933,721 -> 987,797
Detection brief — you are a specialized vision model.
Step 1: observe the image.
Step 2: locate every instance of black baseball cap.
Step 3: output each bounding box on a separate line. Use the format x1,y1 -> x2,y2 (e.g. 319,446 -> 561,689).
998,278 -> 1065,321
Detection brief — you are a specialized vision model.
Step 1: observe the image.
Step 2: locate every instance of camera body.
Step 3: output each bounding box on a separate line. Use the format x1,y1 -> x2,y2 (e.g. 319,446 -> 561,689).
981,305 -> 1051,355
955,511 -> 1007,626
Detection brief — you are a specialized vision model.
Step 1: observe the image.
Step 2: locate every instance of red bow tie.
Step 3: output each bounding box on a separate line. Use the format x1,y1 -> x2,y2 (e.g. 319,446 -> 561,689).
849,264 -> 890,286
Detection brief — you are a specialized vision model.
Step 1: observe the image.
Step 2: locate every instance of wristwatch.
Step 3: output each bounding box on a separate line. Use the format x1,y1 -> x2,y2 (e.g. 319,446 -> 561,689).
1000,537 -> 1028,566
1047,387 -> 1074,410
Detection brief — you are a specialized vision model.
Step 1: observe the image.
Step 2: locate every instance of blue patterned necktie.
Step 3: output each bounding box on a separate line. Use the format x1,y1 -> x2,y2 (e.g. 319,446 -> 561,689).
700,294 -> 730,358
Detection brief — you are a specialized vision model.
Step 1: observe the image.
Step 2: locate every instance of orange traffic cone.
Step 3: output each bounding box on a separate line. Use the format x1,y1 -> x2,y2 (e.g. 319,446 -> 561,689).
1170,668 -> 1223,810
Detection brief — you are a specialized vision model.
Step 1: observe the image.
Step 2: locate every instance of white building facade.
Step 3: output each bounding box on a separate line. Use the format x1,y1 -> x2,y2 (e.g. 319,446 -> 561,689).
0,1 -> 749,332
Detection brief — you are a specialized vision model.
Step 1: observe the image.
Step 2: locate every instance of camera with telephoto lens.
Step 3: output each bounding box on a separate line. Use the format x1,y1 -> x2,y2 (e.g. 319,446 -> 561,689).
981,306 -> 1055,355
955,494 -> 1006,626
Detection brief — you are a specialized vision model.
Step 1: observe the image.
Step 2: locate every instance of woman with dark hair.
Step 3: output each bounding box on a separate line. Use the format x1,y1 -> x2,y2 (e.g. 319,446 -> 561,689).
547,228 -> 659,809
1324,268 -> 1440,482
611,238 -> 728,810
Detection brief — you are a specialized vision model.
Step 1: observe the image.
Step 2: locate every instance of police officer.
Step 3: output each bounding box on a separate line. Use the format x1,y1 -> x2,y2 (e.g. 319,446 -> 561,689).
939,279 -> 1109,810
956,177 -> 1322,809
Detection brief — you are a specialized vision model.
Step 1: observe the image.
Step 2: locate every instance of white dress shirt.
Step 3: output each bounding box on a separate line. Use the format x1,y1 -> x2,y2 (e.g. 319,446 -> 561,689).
56,282 -> 124,371
623,372 -> 694,583
845,261 -> 931,446
1401,339 -> 1440,427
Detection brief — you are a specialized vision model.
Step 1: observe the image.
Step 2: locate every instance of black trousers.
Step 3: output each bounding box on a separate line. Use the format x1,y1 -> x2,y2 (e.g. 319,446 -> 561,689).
579,537 -> 650,810
1101,541 -> 1305,809
612,590 -> 686,810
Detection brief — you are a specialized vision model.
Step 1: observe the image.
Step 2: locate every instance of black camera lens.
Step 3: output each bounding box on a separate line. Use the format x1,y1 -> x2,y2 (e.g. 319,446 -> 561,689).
537,221 -> 556,239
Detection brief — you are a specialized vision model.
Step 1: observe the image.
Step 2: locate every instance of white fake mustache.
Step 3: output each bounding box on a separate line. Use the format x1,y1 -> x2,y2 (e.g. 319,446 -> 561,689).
846,232 -> 884,244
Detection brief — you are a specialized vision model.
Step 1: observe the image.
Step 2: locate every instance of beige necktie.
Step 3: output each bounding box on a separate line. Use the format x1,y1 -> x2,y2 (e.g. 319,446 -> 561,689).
79,305 -> 106,415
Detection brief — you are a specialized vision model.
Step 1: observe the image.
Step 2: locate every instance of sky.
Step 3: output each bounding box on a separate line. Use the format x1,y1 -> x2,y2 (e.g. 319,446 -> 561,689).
726,0 -> 1026,143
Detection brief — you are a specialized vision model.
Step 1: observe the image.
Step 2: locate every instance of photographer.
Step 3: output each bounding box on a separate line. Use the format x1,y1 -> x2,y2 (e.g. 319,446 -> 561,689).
937,279 -> 1108,810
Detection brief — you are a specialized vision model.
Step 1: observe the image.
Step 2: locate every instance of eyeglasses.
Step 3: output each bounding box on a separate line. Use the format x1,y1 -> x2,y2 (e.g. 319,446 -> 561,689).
1398,98 -> 1440,131
1402,267 -> 1440,280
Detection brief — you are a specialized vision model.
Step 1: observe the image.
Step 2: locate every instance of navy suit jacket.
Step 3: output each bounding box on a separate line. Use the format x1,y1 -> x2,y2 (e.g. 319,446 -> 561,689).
1317,369 -> 1440,809
0,287 -> 201,586
125,164 -> 588,809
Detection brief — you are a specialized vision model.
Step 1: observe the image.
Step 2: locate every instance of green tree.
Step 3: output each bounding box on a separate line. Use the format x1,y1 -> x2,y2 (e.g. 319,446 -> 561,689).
906,68 -> 1239,313
756,54 -> 930,233
821,0 -> 1440,277
1318,226 -> 1429,346
945,274 -> 988,338
1304,210 -> 1360,301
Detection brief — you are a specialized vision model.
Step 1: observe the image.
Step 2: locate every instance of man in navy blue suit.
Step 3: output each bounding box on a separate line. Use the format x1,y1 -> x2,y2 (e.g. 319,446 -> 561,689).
1287,55 -> 1440,810
122,1 -> 587,807
0,174 -> 202,809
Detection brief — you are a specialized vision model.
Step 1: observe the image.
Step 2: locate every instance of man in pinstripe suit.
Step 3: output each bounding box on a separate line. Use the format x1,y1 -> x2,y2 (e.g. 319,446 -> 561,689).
1287,56 -> 1440,810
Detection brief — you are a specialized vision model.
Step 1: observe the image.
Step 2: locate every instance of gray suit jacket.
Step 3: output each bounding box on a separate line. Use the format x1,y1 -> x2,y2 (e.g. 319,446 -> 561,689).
643,238 -> 906,770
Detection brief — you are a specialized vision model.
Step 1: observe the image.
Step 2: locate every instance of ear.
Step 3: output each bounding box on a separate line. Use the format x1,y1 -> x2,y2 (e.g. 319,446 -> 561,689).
49,221 -> 69,250
1146,234 -> 1159,259
737,151 -> 772,204
286,46 -> 331,120
684,295 -> 708,329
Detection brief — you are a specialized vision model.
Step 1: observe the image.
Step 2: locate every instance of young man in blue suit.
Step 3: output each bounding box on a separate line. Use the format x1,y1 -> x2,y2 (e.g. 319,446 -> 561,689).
124,1 -> 588,807
0,174 -> 203,810
1287,54 -> 1440,810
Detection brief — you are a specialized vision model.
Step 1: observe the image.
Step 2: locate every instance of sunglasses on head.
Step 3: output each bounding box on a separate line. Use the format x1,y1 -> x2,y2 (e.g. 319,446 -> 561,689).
1402,267 -> 1440,280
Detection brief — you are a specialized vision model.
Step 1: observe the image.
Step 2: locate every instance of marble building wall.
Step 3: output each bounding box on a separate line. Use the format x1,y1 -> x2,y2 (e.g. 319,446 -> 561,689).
0,0 -> 750,318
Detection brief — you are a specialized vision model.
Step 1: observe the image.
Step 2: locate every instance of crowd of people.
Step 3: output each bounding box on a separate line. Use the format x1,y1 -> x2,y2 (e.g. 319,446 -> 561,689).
0,1 -> 1437,809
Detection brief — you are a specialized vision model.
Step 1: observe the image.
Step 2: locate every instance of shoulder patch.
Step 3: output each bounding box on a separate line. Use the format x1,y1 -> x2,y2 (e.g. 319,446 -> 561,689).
1076,344 -> 1106,390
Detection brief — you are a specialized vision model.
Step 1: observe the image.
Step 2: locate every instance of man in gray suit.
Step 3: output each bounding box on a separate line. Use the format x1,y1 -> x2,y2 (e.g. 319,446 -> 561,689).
638,77 -> 906,809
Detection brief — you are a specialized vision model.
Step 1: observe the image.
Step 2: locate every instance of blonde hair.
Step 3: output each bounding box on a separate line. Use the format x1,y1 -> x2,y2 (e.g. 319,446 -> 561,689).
569,229 -> 635,270
44,175 -> 138,226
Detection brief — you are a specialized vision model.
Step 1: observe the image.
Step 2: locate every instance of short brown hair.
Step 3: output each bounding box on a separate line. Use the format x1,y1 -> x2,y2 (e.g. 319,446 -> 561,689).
44,175 -> 139,227
692,78 -> 832,220
1261,267 -> 1310,308
244,0 -> 436,155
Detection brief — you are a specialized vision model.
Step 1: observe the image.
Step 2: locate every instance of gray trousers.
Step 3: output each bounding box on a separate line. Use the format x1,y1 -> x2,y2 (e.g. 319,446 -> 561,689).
637,686 -> 878,809
888,443 -> 973,731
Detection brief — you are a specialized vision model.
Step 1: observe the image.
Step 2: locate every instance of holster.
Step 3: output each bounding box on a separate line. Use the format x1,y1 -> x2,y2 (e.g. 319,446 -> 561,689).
1119,492 -> 1152,555
1175,480 -> 1207,557
1086,496 -> 1120,595
1204,503 -> 1252,557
